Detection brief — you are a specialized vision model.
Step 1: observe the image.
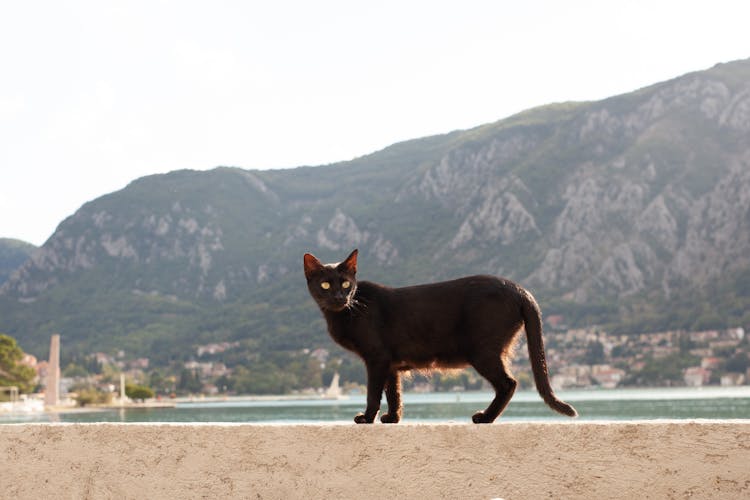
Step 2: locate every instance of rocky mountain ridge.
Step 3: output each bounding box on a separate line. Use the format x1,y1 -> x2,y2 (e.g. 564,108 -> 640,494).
0,239 -> 37,286
2,58 -> 749,358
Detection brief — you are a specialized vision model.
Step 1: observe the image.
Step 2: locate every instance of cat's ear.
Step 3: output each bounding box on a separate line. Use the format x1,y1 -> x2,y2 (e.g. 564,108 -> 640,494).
337,249 -> 358,275
303,253 -> 324,278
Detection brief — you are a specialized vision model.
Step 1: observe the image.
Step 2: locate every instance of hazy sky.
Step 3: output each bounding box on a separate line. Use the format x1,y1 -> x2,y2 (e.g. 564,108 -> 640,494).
2,1 -> 749,246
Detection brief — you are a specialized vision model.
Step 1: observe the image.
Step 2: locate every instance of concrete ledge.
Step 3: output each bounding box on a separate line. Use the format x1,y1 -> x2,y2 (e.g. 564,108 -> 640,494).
1,421 -> 748,499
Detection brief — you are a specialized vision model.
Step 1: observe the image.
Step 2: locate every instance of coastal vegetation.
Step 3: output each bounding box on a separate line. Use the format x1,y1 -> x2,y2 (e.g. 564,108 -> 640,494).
0,334 -> 36,398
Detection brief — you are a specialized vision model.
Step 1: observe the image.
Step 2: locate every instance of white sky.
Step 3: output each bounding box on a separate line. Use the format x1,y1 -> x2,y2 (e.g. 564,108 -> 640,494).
1,1 -> 749,246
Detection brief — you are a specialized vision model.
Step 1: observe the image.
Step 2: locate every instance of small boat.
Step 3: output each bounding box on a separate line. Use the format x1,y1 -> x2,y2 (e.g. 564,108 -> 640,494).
323,372 -> 348,400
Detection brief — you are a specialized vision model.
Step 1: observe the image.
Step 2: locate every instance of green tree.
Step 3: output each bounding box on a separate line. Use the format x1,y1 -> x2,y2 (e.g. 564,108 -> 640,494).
62,362 -> 89,378
0,334 -> 36,395
73,386 -> 112,407
149,370 -> 175,396
584,341 -> 606,365
725,352 -> 749,374
125,383 -> 155,402
623,353 -> 699,386
231,363 -> 298,395
177,368 -> 203,394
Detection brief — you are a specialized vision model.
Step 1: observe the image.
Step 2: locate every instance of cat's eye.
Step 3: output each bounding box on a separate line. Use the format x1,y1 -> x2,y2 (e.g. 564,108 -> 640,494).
320,281 -> 331,290
342,281 -> 351,289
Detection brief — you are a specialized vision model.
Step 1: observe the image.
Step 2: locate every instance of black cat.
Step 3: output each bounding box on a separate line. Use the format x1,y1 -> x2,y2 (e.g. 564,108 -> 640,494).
303,249 -> 577,423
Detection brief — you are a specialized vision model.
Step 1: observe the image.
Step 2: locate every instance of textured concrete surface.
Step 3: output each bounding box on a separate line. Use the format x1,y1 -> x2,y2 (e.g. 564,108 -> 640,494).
1,421 -> 748,499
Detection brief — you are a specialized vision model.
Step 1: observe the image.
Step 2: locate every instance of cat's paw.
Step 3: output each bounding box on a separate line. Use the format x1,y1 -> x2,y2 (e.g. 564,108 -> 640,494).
380,413 -> 401,424
471,411 -> 493,424
354,413 -> 374,424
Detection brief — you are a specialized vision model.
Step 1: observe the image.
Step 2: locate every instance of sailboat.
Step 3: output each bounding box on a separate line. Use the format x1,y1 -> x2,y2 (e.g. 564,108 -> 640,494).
323,372 -> 348,400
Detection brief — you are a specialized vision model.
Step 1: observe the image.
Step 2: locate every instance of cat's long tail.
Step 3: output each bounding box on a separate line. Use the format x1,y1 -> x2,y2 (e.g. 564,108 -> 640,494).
520,291 -> 578,417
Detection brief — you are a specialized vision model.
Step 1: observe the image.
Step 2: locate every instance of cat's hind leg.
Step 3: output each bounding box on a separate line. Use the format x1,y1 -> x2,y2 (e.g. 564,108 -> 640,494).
470,356 -> 517,424
381,371 -> 402,423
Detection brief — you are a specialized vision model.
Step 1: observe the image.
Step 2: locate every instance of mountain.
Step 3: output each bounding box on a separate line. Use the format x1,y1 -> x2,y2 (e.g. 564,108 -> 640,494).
0,239 -> 36,286
2,58 -> 750,361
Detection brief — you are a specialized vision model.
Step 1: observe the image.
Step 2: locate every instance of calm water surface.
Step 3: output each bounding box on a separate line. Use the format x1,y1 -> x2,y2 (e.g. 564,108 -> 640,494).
2,386 -> 749,424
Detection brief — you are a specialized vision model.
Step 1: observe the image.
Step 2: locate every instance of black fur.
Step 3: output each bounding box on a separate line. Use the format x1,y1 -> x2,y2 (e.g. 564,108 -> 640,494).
304,249 -> 577,423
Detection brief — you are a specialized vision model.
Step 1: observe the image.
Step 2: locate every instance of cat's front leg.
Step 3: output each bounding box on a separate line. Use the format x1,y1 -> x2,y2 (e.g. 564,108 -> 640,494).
355,361 -> 389,424
380,371 -> 402,423
354,413 -> 374,424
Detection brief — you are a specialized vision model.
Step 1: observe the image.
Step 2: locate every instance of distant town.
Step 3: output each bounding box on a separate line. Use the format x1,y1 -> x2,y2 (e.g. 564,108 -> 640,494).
9,322 -> 747,407
534,324 -> 747,390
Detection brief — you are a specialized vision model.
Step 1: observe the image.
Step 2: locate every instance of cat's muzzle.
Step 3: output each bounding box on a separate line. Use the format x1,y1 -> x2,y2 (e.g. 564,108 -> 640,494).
325,295 -> 351,312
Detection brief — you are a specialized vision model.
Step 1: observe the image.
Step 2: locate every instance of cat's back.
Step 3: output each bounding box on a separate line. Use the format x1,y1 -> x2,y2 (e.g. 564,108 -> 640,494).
361,275 -> 525,303
405,275 -> 521,294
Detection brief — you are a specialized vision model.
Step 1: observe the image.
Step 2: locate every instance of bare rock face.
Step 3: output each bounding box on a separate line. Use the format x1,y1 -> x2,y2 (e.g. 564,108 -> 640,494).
668,154 -> 750,285
1,171 -> 244,301
407,63 -> 750,303
316,209 -> 368,252
316,209 -> 398,265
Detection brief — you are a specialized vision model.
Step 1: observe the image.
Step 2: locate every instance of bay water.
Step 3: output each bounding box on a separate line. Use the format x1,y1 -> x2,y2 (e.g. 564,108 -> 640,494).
2,386 -> 749,424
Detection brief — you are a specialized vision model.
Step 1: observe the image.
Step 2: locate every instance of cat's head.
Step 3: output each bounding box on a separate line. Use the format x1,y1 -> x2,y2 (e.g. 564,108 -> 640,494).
303,249 -> 358,312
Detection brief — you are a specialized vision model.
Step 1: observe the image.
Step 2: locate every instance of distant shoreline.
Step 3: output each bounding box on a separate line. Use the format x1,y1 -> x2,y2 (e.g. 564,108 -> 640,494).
175,393 -> 349,404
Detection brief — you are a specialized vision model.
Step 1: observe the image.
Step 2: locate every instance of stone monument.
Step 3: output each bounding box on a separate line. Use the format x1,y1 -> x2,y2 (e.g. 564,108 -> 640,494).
44,334 -> 60,407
